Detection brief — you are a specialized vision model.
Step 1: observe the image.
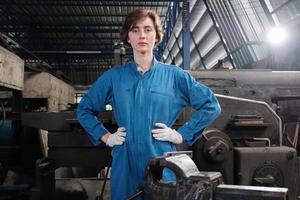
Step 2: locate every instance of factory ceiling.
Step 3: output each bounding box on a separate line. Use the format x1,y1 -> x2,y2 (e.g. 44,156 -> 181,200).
0,0 -> 173,84
1,0 -> 300,85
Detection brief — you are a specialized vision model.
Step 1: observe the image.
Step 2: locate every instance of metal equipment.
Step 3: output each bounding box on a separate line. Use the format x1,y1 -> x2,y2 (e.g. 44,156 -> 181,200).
192,129 -> 233,184
21,111 -> 114,199
184,70 -> 300,199
234,146 -> 298,200
191,70 -> 300,147
142,153 -> 288,200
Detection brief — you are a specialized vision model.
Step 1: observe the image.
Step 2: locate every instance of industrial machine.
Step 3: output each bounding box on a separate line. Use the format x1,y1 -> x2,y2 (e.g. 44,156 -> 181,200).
0,46 -> 77,199
142,153 -> 288,200
188,70 -> 300,199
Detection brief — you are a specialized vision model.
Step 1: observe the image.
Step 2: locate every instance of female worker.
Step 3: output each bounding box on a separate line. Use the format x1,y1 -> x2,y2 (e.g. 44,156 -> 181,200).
77,8 -> 221,200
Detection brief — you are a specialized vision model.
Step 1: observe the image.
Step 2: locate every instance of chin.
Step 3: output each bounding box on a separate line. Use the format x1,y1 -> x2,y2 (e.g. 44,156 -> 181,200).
137,49 -> 149,54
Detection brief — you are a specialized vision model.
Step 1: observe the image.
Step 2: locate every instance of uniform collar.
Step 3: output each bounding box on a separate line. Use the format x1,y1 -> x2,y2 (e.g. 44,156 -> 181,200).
130,57 -> 158,75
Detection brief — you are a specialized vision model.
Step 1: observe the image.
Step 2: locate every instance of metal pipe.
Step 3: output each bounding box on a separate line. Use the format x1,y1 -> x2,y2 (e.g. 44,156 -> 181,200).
259,0 -> 276,26
182,0 -> 191,70
253,137 -> 271,147
270,0 -> 297,14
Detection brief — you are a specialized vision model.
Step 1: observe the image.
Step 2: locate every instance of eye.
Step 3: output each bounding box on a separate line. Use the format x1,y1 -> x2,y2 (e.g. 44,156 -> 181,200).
145,28 -> 152,32
131,28 -> 139,33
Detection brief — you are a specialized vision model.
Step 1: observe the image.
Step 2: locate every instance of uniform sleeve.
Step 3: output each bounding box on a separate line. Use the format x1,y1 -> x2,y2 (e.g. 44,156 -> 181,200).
175,70 -> 221,146
76,71 -> 113,145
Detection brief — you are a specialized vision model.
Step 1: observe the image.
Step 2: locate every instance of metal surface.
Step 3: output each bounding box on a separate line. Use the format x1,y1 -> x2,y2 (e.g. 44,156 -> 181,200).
21,111 -> 113,131
192,70 -> 300,144
193,128 -> 233,184
215,94 -> 282,145
22,110 -> 115,199
22,111 -> 113,168
143,154 -> 288,200
165,154 -> 201,178
253,164 -> 283,186
215,184 -> 288,200
22,111 -> 76,131
144,154 -> 223,200
182,0 -> 191,70
177,93 -> 282,146
182,70 -> 300,199
234,146 -> 298,200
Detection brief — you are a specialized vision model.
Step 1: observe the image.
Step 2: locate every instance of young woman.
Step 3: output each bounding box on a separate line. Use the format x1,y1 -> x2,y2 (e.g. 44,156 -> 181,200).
77,8 -> 221,200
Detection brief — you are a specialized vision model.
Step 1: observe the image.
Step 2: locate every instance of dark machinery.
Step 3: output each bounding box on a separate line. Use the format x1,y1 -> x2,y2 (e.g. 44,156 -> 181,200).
186,70 -> 300,200
142,153 -> 288,200
21,111 -> 115,200
191,70 -> 300,145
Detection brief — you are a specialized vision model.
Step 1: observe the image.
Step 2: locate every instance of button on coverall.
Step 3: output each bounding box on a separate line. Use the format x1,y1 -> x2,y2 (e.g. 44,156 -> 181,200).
76,59 -> 221,200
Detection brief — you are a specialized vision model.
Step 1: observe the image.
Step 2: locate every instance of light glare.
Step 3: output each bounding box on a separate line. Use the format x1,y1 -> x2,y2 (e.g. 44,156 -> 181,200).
267,27 -> 287,45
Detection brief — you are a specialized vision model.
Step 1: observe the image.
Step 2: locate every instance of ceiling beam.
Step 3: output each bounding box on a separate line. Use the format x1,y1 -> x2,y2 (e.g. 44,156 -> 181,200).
0,1 -> 173,6
18,36 -> 120,40
13,38 -> 120,45
2,14 -> 166,18
5,14 -> 128,17
0,27 -> 121,33
18,49 -> 132,56
0,21 -> 124,27
18,52 -> 116,58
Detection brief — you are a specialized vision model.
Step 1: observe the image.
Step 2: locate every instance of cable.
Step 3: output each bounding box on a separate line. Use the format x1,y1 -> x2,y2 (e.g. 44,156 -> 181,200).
0,100 -> 6,128
283,124 -> 295,148
96,156 -> 112,200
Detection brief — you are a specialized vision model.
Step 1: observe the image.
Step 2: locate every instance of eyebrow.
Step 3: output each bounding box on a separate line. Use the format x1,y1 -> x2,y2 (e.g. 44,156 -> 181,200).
130,25 -> 153,30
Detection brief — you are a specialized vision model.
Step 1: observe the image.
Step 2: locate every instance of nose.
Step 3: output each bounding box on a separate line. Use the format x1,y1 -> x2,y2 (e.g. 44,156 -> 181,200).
139,30 -> 146,38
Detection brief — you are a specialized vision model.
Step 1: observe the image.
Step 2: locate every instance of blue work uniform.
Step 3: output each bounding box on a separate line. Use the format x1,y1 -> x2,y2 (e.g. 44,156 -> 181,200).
76,58 -> 221,200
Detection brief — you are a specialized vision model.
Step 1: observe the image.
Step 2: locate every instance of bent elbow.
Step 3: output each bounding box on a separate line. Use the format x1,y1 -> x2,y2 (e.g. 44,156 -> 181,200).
211,100 -> 221,120
216,102 -> 221,115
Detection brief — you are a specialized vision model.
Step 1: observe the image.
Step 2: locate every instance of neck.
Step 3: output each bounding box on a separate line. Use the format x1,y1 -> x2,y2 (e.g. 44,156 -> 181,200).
133,51 -> 154,73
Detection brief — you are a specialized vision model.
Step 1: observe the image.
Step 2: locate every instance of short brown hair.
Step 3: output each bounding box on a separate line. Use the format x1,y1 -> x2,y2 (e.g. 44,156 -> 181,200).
120,8 -> 164,47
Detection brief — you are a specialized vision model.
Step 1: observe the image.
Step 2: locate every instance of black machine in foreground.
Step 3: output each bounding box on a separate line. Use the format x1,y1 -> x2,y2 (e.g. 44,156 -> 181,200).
132,153 -> 288,200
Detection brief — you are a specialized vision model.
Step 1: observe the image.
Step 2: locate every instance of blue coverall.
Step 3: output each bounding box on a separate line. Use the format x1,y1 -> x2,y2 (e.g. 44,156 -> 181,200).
76,58 -> 221,200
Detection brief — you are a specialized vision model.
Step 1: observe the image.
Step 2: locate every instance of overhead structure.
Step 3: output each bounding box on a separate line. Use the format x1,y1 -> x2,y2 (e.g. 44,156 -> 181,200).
1,0 -> 300,86
163,0 -> 300,70
0,0 -> 171,85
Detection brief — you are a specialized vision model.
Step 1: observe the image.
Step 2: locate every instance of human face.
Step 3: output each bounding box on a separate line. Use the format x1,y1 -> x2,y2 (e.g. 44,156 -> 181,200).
127,17 -> 158,55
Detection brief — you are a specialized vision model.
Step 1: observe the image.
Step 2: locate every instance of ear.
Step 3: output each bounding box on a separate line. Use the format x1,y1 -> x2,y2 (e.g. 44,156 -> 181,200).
127,37 -> 131,44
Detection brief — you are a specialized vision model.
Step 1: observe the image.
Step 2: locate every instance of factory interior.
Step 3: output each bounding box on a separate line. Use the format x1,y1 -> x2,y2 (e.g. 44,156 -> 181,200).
1,0 -> 300,199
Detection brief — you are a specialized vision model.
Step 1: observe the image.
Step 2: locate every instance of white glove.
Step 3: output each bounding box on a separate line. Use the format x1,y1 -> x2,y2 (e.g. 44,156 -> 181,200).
152,123 -> 183,144
106,127 -> 126,147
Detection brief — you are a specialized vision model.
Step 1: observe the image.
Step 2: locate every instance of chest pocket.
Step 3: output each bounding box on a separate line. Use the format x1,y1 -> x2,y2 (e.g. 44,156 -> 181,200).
150,86 -> 174,98
150,86 -> 174,121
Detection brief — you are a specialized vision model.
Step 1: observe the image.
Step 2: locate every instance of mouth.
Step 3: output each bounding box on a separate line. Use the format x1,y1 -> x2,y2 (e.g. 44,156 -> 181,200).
138,42 -> 148,46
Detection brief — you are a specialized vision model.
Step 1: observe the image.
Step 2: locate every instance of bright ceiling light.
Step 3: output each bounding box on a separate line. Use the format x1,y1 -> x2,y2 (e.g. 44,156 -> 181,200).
266,27 -> 287,45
